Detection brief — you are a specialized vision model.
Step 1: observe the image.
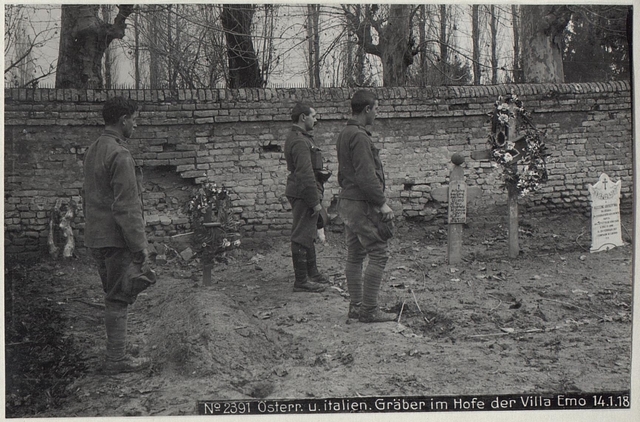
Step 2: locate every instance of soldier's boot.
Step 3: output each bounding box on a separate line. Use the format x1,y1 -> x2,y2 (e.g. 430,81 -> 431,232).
358,306 -> 397,323
306,244 -> 330,284
347,302 -> 362,320
291,242 -> 325,293
101,300 -> 150,375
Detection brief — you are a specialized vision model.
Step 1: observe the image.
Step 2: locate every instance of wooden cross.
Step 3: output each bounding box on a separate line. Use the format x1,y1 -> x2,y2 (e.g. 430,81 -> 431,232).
431,154 -> 482,265
470,134 -> 527,259
202,207 -> 222,286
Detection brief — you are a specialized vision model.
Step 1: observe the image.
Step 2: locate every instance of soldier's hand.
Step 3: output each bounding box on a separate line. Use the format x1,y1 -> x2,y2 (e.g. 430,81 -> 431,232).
311,203 -> 323,216
132,248 -> 149,264
379,203 -> 394,222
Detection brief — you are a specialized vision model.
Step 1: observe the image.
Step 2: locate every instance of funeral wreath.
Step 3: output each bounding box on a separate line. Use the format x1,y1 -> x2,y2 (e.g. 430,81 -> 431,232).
488,93 -> 549,196
184,182 -> 241,259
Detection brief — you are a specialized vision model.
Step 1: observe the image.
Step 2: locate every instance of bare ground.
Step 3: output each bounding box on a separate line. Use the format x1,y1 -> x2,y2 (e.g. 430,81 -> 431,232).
4,212 -> 634,418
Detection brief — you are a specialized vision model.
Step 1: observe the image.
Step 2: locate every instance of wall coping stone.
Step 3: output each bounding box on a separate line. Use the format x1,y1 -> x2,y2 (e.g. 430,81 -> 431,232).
5,81 -> 630,105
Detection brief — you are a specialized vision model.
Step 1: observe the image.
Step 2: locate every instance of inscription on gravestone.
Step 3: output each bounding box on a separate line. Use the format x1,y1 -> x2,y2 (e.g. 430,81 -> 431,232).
587,173 -> 624,253
448,181 -> 467,224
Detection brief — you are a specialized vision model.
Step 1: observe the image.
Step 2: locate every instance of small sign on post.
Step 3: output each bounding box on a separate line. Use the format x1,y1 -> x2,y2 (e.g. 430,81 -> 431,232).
448,180 -> 467,224
432,153 -> 481,265
587,173 -> 624,252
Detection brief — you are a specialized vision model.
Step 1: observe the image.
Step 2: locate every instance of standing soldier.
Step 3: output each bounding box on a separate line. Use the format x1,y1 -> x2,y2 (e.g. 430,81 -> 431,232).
284,102 -> 330,293
336,90 -> 396,322
83,97 -> 155,374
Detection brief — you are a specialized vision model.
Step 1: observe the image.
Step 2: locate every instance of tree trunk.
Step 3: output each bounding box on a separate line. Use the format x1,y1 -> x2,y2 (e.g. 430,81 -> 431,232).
512,5 -> 523,83
312,5 -> 321,88
472,5 -> 480,85
377,5 -> 414,86
101,5 -> 113,89
354,6 -> 366,86
520,5 -> 572,83
148,5 -> 160,89
167,5 -> 174,90
221,4 -> 264,88
305,4 -> 321,88
490,5 -> 498,84
344,5 -> 366,87
439,5 -> 448,85
56,5 -> 133,89
343,4 -> 415,87
134,10 -> 140,89
419,5 -> 427,86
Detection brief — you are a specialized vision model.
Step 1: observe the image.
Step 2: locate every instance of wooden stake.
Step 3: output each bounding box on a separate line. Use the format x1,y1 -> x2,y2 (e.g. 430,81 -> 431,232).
507,183 -> 519,258
203,206 -> 214,286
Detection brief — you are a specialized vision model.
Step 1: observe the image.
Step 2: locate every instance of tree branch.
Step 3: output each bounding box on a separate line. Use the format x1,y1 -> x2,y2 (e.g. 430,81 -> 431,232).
106,4 -> 134,43
342,4 -> 380,57
4,43 -> 35,74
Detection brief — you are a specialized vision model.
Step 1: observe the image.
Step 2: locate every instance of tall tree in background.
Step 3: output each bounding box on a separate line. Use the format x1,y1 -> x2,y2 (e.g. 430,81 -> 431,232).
130,4 -> 228,89
417,5 -> 428,86
5,5 -> 59,88
220,4 -> 264,88
122,4 -> 269,89
101,5 -> 117,88
563,5 -> 631,82
343,5 -> 369,87
489,5 -> 498,84
259,4 -> 276,86
471,5 -> 481,85
512,5 -> 523,83
343,4 -> 418,86
438,4 -> 448,85
55,4 -> 133,89
520,5 -> 572,83
307,5 -> 321,88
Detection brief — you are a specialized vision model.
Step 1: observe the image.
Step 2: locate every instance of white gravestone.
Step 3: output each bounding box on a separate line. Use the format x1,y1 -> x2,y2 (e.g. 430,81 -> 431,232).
587,173 -> 624,252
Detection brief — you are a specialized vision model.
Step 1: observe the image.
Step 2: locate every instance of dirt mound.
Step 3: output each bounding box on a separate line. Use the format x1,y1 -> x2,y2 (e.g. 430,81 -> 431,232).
147,287 -> 287,389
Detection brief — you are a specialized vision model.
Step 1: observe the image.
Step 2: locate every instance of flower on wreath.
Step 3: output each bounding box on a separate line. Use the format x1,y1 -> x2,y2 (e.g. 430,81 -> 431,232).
487,94 -> 549,196
184,181 -> 241,257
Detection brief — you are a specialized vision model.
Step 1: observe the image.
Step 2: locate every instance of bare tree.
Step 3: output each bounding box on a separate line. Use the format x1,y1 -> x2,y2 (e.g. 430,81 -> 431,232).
55,5 -> 134,89
489,5 -> 498,84
125,4 -> 228,89
4,5 -> 58,88
472,5 -> 481,85
511,5 -> 523,83
133,10 -> 140,89
307,5 -> 321,88
220,4 -> 264,88
101,5 -> 117,89
342,4 -> 419,87
258,4 -> 276,86
520,5 -> 572,83
342,5 -> 369,87
438,4 -> 448,85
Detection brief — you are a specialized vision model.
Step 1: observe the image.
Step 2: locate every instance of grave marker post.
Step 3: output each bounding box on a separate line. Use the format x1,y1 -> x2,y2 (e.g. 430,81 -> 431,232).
432,153 -> 481,265
202,206 -> 222,286
471,136 -> 528,259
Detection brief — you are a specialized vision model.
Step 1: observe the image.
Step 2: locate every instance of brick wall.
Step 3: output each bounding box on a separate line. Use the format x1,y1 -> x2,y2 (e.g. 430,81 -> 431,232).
4,82 -> 633,257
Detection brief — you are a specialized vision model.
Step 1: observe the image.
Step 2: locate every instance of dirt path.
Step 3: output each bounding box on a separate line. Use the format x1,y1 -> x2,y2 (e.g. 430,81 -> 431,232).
4,213 -> 634,418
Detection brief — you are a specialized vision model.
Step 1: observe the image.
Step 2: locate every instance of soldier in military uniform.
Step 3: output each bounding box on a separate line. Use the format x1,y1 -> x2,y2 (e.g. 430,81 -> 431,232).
336,90 -> 396,322
83,97 -> 155,374
284,102 -> 331,293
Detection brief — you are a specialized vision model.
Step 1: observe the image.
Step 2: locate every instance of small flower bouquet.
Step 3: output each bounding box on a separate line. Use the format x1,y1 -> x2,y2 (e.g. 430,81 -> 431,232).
184,182 -> 241,260
488,93 -> 549,196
